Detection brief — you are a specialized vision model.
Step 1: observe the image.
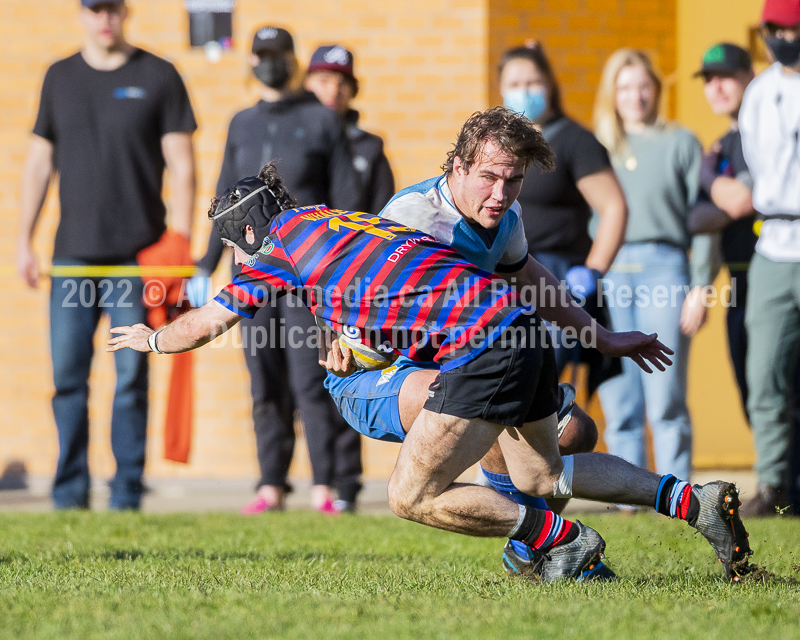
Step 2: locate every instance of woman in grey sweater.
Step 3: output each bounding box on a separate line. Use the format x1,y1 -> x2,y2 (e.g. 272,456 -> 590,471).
592,49 -> 717,488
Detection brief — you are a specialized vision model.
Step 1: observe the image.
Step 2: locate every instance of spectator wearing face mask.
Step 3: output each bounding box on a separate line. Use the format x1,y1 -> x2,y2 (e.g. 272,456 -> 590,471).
497,42 -> 628,392
190,26 -> 364,515
304,45 -> 395,214
737,0 -> 800,516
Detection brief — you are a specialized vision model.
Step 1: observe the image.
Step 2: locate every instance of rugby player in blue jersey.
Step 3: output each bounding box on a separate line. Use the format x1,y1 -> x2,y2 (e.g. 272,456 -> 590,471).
320,107 -> 606,577
323,109 -> 600,493
109,156 -> 753,583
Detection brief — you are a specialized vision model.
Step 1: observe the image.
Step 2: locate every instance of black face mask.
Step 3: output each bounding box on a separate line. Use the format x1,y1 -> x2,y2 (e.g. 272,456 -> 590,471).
253,56 -> 290,89
766,36 -> 800,67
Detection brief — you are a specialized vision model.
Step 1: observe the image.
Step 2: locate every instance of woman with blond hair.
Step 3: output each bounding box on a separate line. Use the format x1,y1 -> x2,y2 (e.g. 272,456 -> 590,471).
592,48 -> 716,486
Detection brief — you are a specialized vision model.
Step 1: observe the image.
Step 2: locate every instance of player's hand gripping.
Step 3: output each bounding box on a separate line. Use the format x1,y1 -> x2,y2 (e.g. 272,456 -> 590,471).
107,324 -> 155,353
597,330 -> 674,374
318,328 -> 357,377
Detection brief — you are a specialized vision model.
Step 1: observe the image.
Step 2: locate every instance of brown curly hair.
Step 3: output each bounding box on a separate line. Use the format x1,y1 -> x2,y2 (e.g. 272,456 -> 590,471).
442,106 -> 555,175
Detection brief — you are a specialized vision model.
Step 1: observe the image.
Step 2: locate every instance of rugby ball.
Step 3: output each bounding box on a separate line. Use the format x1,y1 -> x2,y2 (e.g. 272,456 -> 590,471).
317,318 -> 398,371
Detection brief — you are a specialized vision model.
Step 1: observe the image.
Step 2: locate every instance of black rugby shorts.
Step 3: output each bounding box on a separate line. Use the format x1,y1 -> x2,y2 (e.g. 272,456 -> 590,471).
423,310 -> 559,429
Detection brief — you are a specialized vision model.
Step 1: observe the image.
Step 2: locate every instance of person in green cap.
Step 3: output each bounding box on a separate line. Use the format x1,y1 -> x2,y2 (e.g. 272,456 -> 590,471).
686,42 -> 756,408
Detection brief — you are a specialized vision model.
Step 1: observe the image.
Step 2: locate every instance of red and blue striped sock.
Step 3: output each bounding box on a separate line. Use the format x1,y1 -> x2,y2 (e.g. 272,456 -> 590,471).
529,511 -> 576,551
509,507 -> 578,552
655,474 -> 700,526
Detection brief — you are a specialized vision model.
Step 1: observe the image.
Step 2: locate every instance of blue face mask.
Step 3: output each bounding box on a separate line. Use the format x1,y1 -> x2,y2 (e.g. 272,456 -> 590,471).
502,87 -> 548,122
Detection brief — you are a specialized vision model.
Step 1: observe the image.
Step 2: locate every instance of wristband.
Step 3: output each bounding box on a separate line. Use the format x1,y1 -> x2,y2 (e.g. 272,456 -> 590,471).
147,329 -> 164,354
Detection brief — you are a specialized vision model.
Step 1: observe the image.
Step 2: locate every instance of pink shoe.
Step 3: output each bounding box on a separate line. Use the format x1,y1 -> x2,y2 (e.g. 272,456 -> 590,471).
315,498 -> 341,515
240,496 -> 280,515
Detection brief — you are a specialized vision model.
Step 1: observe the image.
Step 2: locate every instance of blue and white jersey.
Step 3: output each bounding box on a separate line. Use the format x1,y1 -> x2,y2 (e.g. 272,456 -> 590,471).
380,174 -> 529,273
325,173 -> 531,391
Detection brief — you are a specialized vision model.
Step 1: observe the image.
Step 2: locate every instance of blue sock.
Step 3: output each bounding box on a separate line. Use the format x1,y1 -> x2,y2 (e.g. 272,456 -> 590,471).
480,467 -> 550,510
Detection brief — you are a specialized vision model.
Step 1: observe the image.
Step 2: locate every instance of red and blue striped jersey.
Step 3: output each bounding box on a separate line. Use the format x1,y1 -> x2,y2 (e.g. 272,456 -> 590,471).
214,205 -> 532,371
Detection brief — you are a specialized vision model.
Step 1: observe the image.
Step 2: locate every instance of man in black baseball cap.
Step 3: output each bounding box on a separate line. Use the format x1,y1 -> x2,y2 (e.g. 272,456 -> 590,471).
686,41 -> 757,501
250,26 -> 296,90
192,26 -> 364,516
18,0 -> 197,510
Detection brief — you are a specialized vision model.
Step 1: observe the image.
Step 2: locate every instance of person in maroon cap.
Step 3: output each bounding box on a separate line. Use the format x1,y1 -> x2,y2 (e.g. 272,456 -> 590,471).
304,45 -> 395,214
192,27 -> 365,515
736,0 -> 800,515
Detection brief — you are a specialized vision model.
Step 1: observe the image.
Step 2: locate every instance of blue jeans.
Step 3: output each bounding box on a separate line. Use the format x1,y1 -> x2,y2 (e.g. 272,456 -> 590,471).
597,243 -> 692,480
50,260 -> 148,509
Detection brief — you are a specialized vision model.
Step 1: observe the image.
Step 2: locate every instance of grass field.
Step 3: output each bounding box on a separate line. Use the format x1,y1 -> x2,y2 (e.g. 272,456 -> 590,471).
1,510 -> 799,639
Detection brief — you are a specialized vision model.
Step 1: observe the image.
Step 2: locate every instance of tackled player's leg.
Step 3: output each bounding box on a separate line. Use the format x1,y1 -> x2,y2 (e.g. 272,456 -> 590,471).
387,311 -> 611,581
388,410 -> 516,535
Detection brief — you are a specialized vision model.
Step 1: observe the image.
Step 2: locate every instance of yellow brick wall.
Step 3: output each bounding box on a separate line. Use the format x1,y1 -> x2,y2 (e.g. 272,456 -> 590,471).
488,0 -> 678,125
0,0 -> 487,483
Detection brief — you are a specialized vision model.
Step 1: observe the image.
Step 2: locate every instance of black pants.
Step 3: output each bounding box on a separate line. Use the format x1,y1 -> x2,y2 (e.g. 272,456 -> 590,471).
240,296 -> 362,501
726,272 -> 750,420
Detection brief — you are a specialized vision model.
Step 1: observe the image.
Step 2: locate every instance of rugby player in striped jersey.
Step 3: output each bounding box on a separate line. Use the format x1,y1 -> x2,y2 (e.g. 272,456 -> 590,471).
109,160 -> 753,582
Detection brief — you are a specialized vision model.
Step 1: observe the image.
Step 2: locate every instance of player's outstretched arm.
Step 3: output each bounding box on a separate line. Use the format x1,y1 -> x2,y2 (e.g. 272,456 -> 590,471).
508,256 -> 600,338
107,300 -> 242,354
508,257 -> 674,373
595,331 -> 674,374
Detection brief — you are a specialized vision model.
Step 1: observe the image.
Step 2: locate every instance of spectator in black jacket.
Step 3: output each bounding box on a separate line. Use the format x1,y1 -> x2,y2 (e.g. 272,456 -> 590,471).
304,45 -> 395,214
192,26 -> 364,514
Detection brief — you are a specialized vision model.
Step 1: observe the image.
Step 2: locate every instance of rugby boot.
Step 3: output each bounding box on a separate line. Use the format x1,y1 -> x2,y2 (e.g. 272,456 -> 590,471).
502,521 -> 614,583
691,481 -> 753,582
